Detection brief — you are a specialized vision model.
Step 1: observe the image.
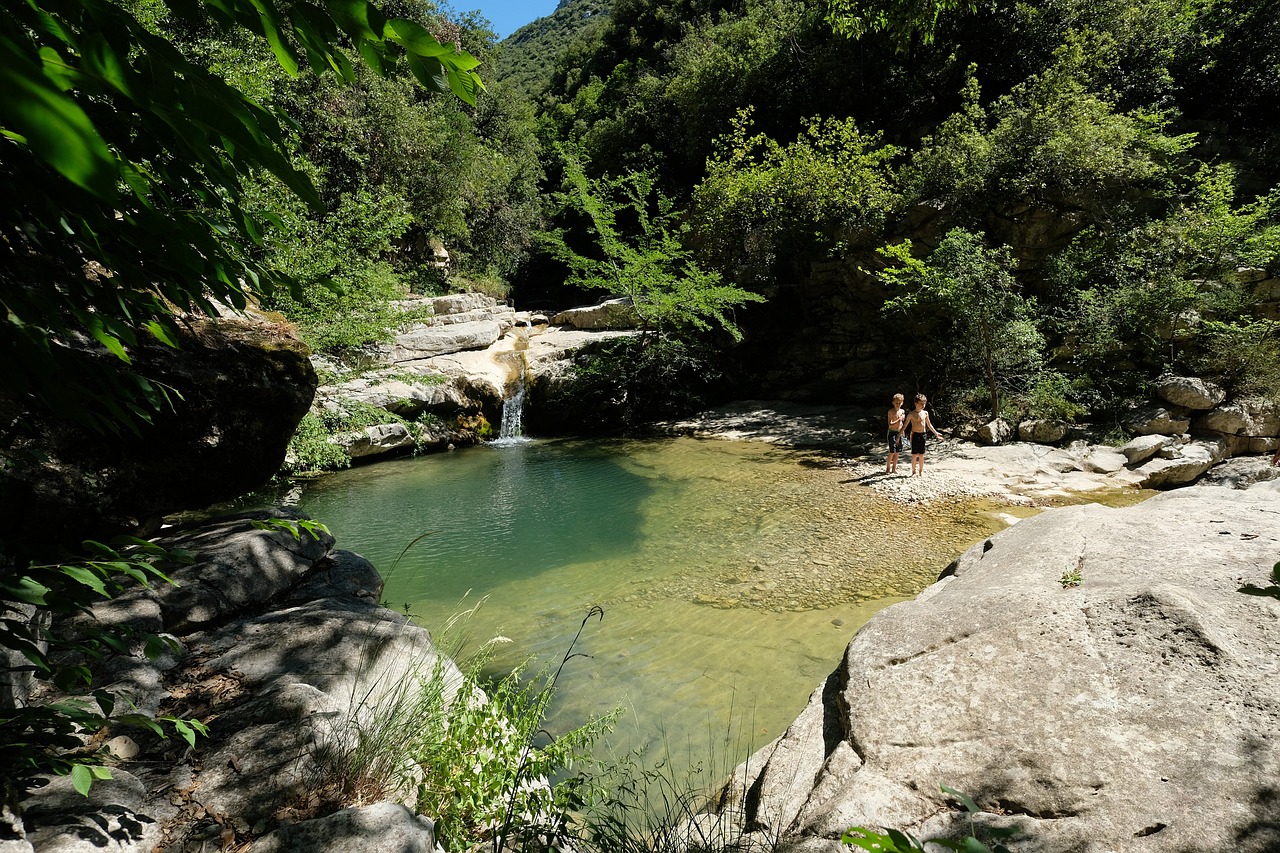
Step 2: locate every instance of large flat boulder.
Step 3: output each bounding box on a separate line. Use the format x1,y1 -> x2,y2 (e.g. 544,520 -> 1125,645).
390,320 -> 504,360
722,481 -> 1280,852
0,317 -> 315,551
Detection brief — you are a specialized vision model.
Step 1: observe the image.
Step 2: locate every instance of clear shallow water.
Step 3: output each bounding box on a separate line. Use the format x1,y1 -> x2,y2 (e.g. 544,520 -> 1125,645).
294,437 -> 1022,777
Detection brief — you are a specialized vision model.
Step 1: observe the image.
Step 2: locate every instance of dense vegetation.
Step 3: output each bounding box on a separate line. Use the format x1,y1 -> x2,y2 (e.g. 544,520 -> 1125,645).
2,0 -> 1278,845
521,0 -> 1280,423
493,0 -> 612,96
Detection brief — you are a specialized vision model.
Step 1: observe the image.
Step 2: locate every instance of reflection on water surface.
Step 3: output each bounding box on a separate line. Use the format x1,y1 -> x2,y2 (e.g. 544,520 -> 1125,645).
295,437 -> 1031,775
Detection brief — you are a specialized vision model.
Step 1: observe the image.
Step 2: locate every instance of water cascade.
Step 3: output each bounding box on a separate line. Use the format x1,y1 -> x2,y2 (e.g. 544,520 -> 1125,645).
493,328 -> 531,446
496,376 -> 526,442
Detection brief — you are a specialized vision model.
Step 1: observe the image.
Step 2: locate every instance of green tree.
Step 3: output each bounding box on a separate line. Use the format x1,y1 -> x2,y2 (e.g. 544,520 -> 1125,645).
879,228 -> 1044,421
0,0 -> 483,434
691,107 -> 901,286
543,149 -> 764,341
0,0 -> 482,801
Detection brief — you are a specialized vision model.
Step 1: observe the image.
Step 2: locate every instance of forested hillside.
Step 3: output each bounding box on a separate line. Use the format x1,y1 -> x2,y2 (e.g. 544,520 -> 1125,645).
519,0 -> 1280,428
494,0 -> 612,95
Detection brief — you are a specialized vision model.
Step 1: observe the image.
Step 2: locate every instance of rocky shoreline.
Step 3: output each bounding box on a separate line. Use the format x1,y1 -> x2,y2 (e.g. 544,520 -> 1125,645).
703,478 -> 1280,853
656,399 -> 1280,505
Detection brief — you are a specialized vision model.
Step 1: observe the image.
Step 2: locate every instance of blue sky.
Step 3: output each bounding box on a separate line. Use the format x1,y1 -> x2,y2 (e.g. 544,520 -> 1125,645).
466,1 -> 560,39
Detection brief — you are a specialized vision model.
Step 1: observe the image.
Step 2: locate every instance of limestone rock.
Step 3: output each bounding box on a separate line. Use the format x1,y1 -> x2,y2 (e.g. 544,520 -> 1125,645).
332,422 -> 417,459
723,483 -> 1280,853
1119,434 -> 1174,465
1080,446 -> 1127,473
1124,405 -> 1191,436
391,320 -> 504,360
1016,419 -> 1068,444
431,305 -> 516,327
330,374 -> 471,419
20,771 -> 162,853
1198,456 -> 1280,489
550,297 -> 640,330
0,317 -> 315,550
1155,375 -> 1226,410
142,509 -> 335,635
1134,439 -> 1226,488
253,803 -> 440,853
1195,399 -> 1280,457
16,515 -> 464,853
975,419 -> 1013,445
431,292 -> 497,316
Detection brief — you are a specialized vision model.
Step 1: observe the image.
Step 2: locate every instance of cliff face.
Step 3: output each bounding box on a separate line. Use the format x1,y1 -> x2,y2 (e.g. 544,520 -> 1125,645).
0,316 -> 316,552
709,480 -> 1280,852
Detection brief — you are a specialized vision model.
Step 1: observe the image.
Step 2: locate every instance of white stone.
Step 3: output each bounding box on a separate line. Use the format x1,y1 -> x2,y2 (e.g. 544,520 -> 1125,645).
550,297 -> 640,330
1155,375 -> 1226,410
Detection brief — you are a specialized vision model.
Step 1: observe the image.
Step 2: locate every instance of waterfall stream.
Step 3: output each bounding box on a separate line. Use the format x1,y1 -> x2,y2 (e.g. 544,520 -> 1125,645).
492,349 -> 530,446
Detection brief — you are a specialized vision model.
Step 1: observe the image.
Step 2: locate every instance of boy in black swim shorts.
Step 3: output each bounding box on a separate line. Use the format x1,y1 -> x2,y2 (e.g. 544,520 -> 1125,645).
903,393 -> 943,477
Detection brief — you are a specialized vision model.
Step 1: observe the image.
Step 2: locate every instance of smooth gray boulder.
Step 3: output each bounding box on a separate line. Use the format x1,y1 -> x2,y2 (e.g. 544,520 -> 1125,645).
976,418 -> 1013,445
431,292 -> 496,316
1199,456 -> 1280,489
1124,405 -> 1191,436
333,422 -> 418,459
1196,399 -> 1280,456
1155,375 -> 1225,410
1016,419 -> 1068,444
1118,433 -> 1174,464
1079,446 -> 1127,473
19,771 -> 162,853
550,297 -> 640,330
253,802 -> 440,853
719,482 -> 1280,853
17,515 -> 464,853
1133,439 -> 1225,488
392,320 -> 504,360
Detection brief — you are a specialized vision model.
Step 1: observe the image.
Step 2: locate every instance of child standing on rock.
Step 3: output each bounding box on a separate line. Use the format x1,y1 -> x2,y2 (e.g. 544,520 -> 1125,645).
886,393 -> 906,474
904,393 -> 943,477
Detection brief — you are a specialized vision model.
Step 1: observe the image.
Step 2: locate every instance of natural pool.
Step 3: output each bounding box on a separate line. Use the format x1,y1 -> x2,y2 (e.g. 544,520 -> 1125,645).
293,436 -> 1028,777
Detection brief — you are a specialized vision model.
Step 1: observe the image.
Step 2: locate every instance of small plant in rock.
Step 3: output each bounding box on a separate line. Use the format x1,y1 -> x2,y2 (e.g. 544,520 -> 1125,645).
0,539 -> 207,799
1060,557 -> 1085,588
842,785 -> 1016,852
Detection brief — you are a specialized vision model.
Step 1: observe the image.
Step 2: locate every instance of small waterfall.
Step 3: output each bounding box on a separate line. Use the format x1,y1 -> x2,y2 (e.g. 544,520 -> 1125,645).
491,353 -> 531,446
497,382 -> 526,441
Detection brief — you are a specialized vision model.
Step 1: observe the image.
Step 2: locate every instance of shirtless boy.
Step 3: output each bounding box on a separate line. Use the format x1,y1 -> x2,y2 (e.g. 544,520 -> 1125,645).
886,393 -> 906,474
903,393 -> 943,477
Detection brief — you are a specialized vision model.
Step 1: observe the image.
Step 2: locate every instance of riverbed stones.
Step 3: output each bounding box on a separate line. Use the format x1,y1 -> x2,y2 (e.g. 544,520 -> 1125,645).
718,481 -> 1280,853
1155,374 -> 1226,409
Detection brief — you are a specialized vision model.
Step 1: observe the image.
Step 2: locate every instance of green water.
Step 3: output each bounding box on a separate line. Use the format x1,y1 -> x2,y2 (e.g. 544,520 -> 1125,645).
294,436 -> 1019,774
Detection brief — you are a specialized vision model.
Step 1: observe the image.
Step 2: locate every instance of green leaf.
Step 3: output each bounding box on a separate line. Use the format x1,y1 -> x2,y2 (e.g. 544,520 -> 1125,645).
406,52 -> 448,96
940,784 -> 981,814
59,566 -> 110,597
248,0 -> 300,75
326,0 -> 385,42
385,18 -> 451,56
71,764 -> 93,796
0,576 -> 51,605
0,35 -> 118,199
144,320 -> 179,348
